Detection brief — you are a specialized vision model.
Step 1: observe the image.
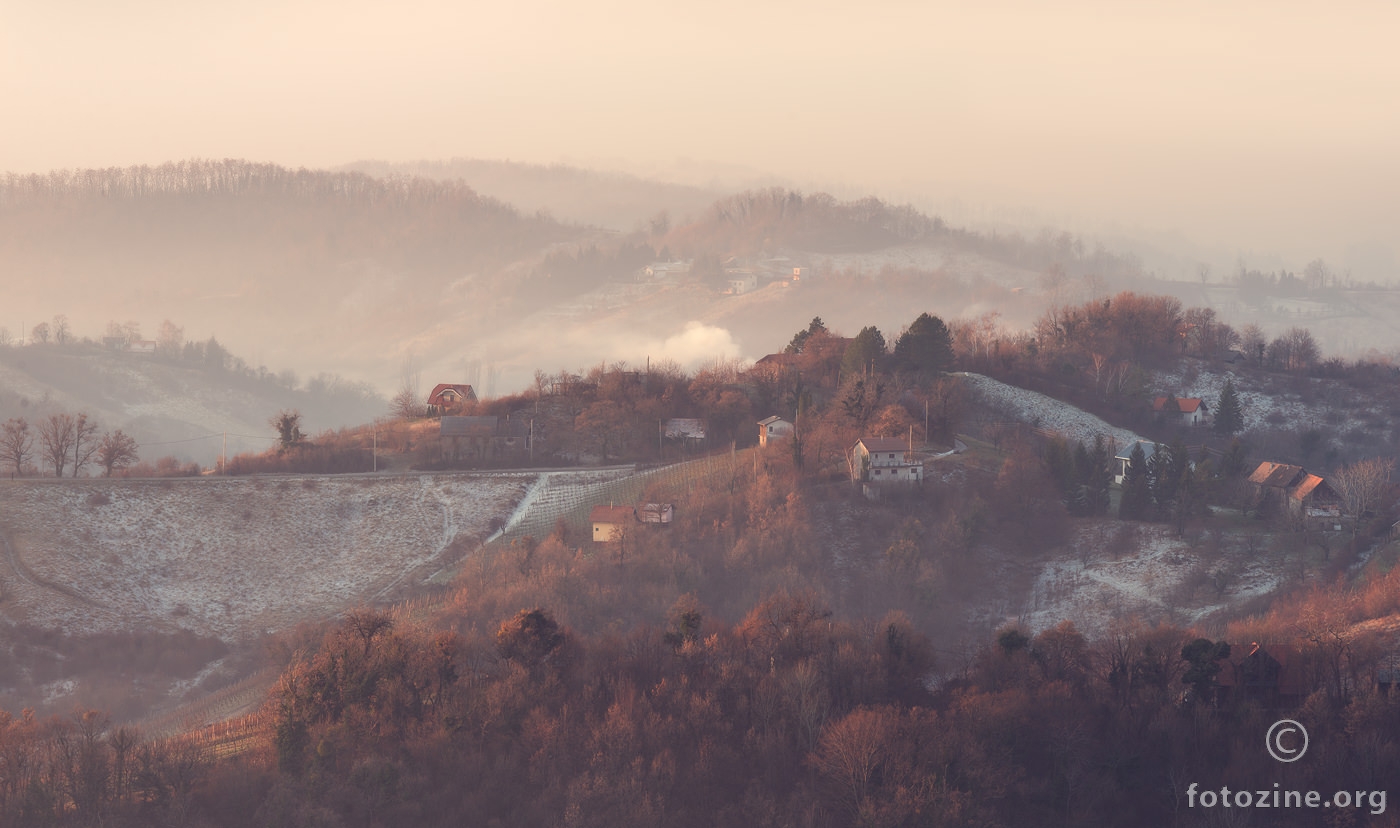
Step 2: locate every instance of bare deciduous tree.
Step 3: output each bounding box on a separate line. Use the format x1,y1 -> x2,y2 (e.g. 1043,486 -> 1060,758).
72,413 -> 100,477
0,418 -> 33,476
38,413 -> 76,477
156,320 -> 183,356
51,314 -> 71,345
98,430 -> 140,477
1332,457 -> 1395,534
30,321 -> 51,345
390,387 -> 420,419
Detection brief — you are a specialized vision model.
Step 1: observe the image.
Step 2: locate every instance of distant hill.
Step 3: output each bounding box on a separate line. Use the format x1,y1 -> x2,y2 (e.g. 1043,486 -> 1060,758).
0,160 -> 585,389
0,341 -> 384,467
341,157 -> 723,231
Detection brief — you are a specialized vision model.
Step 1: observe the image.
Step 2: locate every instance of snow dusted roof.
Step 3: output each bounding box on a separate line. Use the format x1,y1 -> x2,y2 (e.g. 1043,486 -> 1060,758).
1249,461 -> 1305,488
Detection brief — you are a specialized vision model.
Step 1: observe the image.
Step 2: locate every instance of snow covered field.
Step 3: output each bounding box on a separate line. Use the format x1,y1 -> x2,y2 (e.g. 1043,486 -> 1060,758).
959,372 -> 1147,448
1021,522 -> 1285,637
0,474 -> 530,640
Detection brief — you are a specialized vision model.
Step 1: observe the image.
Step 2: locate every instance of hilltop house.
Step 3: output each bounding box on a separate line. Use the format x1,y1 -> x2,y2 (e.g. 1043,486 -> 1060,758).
851,437 -> 923,484
1248,461 -> 1340,521
1153,396 -> 1209,427
427,383 -> 477,414
757,416 -> 794,447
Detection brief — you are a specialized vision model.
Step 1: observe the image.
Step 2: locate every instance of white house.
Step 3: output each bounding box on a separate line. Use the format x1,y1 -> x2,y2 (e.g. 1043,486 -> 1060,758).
1113,440 -> 1157,485
851,437 -> 923,484
1153,397 -> 1209,427
757,416 -> 794,447
725,271 -> 759,295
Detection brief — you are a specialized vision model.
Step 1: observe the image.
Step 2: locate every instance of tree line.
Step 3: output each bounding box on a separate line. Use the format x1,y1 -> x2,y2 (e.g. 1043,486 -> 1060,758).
0,413 -> 138,478
8,586 -> 1400,826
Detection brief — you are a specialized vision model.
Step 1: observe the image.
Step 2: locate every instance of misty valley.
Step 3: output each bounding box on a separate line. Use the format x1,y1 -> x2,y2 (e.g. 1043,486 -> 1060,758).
2,160 -> 1400,827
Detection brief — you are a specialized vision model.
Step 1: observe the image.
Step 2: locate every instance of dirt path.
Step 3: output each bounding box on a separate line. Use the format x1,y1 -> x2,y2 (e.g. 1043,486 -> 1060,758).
0,521 -> 100,606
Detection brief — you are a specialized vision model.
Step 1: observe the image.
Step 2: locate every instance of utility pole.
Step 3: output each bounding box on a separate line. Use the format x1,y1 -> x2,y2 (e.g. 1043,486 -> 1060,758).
221,432 -> 227,473
373,424 -> 378,472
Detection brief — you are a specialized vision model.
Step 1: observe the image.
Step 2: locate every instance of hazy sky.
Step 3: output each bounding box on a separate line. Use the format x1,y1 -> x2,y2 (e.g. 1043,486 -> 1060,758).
5,0 -> 1398,266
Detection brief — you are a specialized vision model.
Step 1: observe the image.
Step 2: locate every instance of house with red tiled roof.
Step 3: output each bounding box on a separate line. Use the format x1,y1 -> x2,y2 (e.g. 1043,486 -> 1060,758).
427,383 -> 477,414
851,437 -> 923,485
1153,396 -> 1209,427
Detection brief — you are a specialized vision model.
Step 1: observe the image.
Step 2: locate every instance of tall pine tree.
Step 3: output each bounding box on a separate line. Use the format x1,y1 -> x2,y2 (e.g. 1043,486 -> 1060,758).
1214,379 -> 1244,435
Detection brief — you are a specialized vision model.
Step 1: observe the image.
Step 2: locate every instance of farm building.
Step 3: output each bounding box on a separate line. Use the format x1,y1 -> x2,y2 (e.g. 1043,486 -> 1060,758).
1248,461 -> 1340,521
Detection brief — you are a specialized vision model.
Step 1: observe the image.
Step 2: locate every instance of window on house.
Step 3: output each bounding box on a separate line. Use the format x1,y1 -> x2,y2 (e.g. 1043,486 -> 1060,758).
888,453 -> 895,459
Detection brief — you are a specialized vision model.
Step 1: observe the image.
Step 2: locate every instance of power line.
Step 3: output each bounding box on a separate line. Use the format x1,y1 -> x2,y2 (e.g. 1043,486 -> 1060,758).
141,432 -> 278,447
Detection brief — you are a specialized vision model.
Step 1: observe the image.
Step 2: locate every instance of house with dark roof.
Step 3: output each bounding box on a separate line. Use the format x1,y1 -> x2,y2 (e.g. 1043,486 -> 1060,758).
757,415 -> 793,447
1213,643 -> 1311,708
440,415 -> 531,463
427,383 -> 477,414
1249,461 -> 1340,521
1113,440 -> 1157,485
1153,396 -> 1209,427
851,437 -> 923,484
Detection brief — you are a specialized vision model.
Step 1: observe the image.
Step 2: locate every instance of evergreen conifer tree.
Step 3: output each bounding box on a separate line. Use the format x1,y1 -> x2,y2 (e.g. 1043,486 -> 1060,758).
1214,379 -> 1244,435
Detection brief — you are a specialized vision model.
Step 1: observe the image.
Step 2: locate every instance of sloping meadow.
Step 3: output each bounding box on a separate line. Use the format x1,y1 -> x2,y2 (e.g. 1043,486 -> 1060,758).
0,473 -> 530,641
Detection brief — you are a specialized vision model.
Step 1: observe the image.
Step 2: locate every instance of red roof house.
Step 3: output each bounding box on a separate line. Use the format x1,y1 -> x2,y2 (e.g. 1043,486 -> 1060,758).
590,504 -> 636,543
1152,396 -> 1209,426
427,383 -> 477,414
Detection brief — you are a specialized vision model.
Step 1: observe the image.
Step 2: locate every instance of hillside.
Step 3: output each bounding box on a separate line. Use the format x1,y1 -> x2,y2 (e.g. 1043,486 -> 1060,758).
342,157 -> 724,231
0,342 -> 385,467
0,160 -> 584,391
0,472 -> 528,715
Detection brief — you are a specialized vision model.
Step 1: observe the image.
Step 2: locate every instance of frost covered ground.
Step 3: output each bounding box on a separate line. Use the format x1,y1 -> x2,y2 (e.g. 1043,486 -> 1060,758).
959,372 -> 1147,448
0,474 -> 530,641
1151,362 -> 1396,441
1019,522 -> 1288,638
